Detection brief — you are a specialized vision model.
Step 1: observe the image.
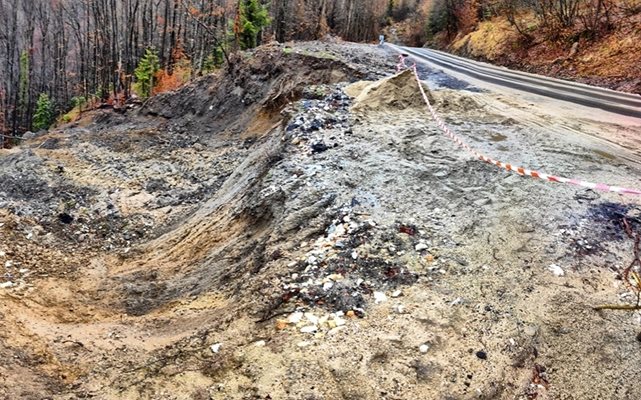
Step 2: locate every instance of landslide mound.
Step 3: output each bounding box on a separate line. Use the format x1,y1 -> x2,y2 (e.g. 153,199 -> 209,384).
103,47 -> 369,316
348,69 -> 435,113
142,45 -> 363,137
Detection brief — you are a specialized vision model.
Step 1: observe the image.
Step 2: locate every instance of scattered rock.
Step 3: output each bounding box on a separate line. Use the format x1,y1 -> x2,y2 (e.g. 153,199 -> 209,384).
311,142 -> 329,154
210,343 -> 222,354
374,291 -> 388,304
275,320 -> 289,330
419,344 -> 430,354
300,325 -> 318,334
476,350 -> 487,360
288,312 -> 304,324
548,264 -> 564,277
58,213 -> 74,224
415,243 -> 428,252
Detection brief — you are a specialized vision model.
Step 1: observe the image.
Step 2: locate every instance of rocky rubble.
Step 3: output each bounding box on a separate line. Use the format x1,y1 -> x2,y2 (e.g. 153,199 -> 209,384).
2,41 -> 641,400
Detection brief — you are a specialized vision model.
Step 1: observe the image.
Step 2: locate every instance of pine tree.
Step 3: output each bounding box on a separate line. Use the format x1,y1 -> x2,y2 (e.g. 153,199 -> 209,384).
237,0 -> 270,50
134,49 -> 160,98
33,93 -> 54,131
387,0 -> 395,18
18,50 -> 30,126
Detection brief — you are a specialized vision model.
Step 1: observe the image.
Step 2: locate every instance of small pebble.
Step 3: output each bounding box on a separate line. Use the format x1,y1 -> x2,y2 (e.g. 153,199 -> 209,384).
288,312 -> 304,324
210,343 -> 222,354
374,291 -> 388,304
548,264 -> 564,276
304,313 -> 319,325
300,325 -> 318,334
419,344 -> 429,353
415,243 -> 428,251
475,350 -> 487,360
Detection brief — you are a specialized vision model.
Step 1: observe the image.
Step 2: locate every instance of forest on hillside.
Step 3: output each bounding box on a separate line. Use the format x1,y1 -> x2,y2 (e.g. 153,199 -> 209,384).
0,0 -> 425,138
1,0 -> 639,139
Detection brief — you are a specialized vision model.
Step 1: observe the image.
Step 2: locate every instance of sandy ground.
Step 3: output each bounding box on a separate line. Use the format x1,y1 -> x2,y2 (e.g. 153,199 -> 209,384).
1,41 -> 641,400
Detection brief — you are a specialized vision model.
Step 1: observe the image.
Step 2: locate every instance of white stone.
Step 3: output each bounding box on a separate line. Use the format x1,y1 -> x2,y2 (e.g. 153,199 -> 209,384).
210,343 -> 222,353
415,243 -> 428,251
548,264 -> 564,276
304,313 -> 319,325
254,340 -> 266,347
300,325 -> 318,334
419,344 -> 430,353
288,312 -> 304,324
0,282 -> 14,289
323,282 -> 334,291
374,291 -> 388,304
391,290 -> 402,298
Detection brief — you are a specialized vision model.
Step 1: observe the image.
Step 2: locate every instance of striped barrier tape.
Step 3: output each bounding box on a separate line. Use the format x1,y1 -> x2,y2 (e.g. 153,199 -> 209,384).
401,55 -> 641,196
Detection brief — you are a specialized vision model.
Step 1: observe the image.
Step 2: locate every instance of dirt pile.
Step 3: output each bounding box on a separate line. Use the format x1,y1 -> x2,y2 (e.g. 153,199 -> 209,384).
348,69 -> 435,113
141,44 -> 365,138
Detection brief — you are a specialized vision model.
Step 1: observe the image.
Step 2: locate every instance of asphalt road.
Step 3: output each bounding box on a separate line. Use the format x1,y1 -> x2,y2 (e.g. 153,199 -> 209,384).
394,45 -> 641,119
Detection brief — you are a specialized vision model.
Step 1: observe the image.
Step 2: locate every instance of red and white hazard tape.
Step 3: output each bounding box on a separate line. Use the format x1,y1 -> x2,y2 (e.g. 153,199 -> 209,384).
399,55 -> 641,196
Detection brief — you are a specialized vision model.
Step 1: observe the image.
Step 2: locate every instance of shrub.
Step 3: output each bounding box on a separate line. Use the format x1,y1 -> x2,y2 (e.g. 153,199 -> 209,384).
134,48 -> 160,98
33,93 -> 54,131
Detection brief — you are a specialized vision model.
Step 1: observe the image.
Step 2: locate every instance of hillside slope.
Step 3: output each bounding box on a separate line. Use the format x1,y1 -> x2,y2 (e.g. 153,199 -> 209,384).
445,14 -> 641,94
2,41 -> 641,399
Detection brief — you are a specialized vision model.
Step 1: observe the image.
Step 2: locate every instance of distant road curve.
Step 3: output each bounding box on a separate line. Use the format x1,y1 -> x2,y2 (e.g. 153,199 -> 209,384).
393,45 -> 641,119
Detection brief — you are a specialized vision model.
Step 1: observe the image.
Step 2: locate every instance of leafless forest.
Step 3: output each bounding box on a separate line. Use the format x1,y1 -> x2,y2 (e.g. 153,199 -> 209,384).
1,0 -> 638,137
0,0 -> 422,137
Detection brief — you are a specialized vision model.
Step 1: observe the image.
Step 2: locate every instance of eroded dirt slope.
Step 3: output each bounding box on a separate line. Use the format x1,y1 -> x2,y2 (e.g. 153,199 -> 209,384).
1,41 -> 641,400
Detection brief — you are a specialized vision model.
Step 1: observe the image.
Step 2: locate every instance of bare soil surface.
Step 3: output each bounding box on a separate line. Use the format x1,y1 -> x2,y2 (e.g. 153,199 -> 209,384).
2,41 -> 641,400
445,14 -> 641,95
